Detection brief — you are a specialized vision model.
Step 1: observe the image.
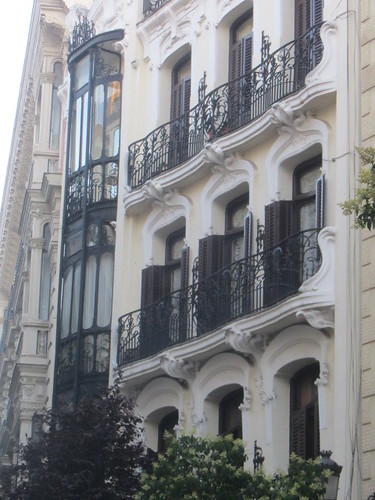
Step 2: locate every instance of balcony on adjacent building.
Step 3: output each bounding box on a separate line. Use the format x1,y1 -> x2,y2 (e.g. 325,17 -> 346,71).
128,24 -> 323,189
143,0 -> 170,17
118,229 -> 321,366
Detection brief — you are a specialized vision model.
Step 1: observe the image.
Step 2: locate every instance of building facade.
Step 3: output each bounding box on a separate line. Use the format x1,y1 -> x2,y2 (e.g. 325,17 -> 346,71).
0,0 -> 372,499
0,0 -> 67,484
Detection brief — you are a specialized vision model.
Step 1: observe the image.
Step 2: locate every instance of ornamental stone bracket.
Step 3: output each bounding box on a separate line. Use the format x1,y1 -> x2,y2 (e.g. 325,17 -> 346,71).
203,143 -> 241,175
269,103 -> 311,138
296,306 -> 334,333
160,352 -> 200,383
224,325 -> 271,359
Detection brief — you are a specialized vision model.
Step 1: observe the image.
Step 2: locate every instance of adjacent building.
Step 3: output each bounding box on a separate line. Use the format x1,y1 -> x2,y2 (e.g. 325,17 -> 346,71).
1,0 -> 374,499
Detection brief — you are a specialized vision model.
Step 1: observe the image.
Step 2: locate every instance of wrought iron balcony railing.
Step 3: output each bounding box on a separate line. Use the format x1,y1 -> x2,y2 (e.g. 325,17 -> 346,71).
118,229 -> 321,366
128,24 -> 323,189
143,0 -> 170,16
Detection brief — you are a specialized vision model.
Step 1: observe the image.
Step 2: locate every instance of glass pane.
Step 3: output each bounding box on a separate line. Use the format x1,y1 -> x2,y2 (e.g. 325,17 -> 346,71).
95,49 -> 121,76
69,100 -> 78,171
102,223 -> 115,246
91,84 -> 104,160
82,335 -> 95,374
74,55 -> 90,89
231,234 -> 244,262
230,203 -> 248,229
71,262 -> 81,334
81,92 -> 88,167
89,165 -> 103,203
105,81 -> 121,157
170,268 -> 181,293
86,224 -> 100,247
66,230 -> 82,257
96,333 -> 110,372
61,267 -> 73,338
97,253 -> 113,327
299,166 -> 320,194
104,163 -> 118,200
83,255 -> 97,329
171,236 -> 184,260
299,200 -> 316,232
39,250 -> 50,320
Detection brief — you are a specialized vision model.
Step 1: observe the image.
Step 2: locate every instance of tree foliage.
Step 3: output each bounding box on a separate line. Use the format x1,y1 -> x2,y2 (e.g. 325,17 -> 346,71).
139,434 -> 329,500
5,383 -> 148,500
340,147 -> 375,230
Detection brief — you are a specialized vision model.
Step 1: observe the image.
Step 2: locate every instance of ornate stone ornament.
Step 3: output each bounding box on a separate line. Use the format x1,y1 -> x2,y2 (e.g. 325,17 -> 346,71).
160,352 -> 199,382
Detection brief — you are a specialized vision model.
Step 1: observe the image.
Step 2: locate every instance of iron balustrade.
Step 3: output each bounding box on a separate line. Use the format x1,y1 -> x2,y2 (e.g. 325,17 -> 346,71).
128,24 -> 323,189
118,229 -> 321,366
143,0 -> 170,16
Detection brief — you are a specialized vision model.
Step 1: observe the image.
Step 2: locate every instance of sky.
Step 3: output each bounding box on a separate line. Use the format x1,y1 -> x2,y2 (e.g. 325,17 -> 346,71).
0,1 -> 34,205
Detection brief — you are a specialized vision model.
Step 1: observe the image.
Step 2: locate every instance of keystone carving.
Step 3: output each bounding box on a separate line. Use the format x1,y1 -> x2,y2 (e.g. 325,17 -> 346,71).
269,102 -> 311,137
224,325 -> 269,355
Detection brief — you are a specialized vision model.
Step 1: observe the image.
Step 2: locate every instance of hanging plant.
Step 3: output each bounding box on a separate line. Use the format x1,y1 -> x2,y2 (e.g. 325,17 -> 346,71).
340,147 -> 375,230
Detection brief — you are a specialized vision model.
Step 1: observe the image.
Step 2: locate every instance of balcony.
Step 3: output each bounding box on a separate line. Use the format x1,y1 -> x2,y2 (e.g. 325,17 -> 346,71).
118,229 -> 321,367
143,0 -> 170,17
128,24 -> 323,189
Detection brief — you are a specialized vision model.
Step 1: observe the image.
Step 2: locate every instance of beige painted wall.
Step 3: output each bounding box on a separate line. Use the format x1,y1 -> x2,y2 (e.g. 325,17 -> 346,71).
361,1 -> 375,497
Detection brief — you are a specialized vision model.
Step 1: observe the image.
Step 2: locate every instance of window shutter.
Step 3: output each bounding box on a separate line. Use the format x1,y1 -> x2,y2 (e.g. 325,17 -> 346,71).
312,0 -> 323,25
180,246 -> 190,290
198,235 -> 225,281
183,78 -> 191,115
290,407 -> 306,457
141,265 -> 166,308
295,0 -> 308,38
264,201 -> 294,250
244,211 -> 253,259
315,174 -> 325,228
171,82 -> 182,121
242,34 -> 253,75
229,40 -> 242,82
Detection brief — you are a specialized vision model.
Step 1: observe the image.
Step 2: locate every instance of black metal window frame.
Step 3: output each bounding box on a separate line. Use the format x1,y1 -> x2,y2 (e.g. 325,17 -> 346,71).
55,30 -> 123,406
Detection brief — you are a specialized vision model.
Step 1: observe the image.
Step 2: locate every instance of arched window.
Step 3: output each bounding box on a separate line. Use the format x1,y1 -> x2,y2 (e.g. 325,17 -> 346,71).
219,388 -> 243,439
158,409 -> 179,453
50,62 -> 63,150
39,225 -> 51,320
290,363 -> 320,459
171,55 -> 191,121
229,13 -> 253,82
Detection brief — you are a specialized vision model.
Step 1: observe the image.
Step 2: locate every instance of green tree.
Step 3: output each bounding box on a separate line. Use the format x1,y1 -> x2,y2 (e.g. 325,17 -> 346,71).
340,147 -> 375,229
4,383 -> 149,500
139,434 -> 329,500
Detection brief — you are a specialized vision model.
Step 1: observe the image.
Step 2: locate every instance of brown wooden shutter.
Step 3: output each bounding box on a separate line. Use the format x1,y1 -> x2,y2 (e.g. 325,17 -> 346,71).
290,407 -> 307,457
295,0 -> 323,37
242,34 -> 253,75
183,78 -> 191,115
229,40 -> 242,82
264,201 -> 294,250
180,246 -> 190,290
316,174 -> 325,228
141,266 -> 166,308
198,235 -> 225,281
244,211 -> 252,259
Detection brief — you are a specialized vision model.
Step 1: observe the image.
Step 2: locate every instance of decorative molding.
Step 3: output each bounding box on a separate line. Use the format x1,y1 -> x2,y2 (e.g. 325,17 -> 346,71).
299,227 -> 335,294
315,362 -> 329,386
256,376 -> 276,406
224,325 -> 270,356
29,238 -> 44,249
160,352 -> 199,382
239,386 -> 252,411
203,143 -> 241,172
296,307 -> 334,331
174,410 -> 185,435
269,103 -> 311,137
